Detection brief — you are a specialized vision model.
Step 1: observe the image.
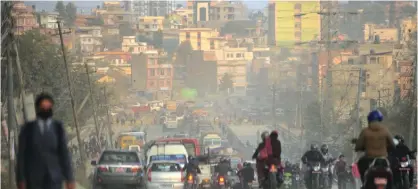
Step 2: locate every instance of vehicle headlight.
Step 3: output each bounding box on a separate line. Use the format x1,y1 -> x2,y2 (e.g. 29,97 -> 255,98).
321,167 -> 329,172
313,166 -> 320,171
401,162 -> 409,168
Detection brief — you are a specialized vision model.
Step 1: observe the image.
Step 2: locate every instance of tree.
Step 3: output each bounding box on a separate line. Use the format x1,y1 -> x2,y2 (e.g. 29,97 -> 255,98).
400,5 -> 417,20
55,1 -> 67,22
65,2 -> 77,26
15,30 -> 104,128
119,23 -> 134,36
219,73 -> 234,92
174,41 -> 192,65
153,29 -> 163,49
362,3 -> 386,24
89,15 -> 104,26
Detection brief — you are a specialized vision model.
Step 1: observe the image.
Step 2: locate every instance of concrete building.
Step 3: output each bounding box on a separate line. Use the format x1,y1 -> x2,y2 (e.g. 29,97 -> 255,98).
214,47 -> 253,93
12,1 -> 39,35
127,0 -> 176,17
364,23 -> 399,43
39,11 -> 59,29
268,1 -> 321,47
191,1 -> 210,24
79,34 -> 102,53
209,1 -> 248,21
397,60 -> 414,100
179,28 -> 220,50
400,16 -> 417,45
121,36 -> 149,54
137,16 -> 164,33
329,51 -> 396,121
131,50 -> 174,100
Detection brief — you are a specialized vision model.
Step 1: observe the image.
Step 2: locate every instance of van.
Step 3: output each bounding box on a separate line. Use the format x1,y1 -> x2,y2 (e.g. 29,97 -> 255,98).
146,143 -> 188,167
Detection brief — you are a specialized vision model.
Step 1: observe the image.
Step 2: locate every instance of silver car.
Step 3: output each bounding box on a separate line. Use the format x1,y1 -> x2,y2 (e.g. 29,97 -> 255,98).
91,150 -> 145,189
145,161 -> 184,189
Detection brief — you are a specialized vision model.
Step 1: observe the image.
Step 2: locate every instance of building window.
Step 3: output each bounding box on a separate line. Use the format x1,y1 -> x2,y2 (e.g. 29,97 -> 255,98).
295,22 -> 301,29
167,68 -> 172,76
294,3 -> 301,10
295,31 -> 301,38
118,16 -> 123,20
149,69 -> 155,76
159,80 -> 164,87
197,42 -> 201,47
370,57 -> 377,64
149,81 -> 155,87
186,32 -> 190,39
236,53 -> 242,58
348,58 -> 354,64
197,32 -> 201,38
210,40 -> 215,50
145,24 -> 150,29
166,80 -> 171,86
160,68 -> 165,75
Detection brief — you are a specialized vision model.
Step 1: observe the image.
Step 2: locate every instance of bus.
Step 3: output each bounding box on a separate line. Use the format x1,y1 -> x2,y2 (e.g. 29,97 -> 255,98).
116,132 -> 146,150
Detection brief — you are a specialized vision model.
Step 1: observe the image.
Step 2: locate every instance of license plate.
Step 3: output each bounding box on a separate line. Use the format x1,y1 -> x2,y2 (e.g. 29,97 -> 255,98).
399,168 -> 410,171
312,171 -> 321,173
203,184 -> 210,187
115,167 -> 125,172
374,178 -> 387,185
161,184 -> 173,188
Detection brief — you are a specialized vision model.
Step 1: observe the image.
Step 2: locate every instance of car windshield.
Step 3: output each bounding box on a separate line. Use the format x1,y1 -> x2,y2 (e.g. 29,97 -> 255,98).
99,151 -> 140,164
151,163 -> 181,172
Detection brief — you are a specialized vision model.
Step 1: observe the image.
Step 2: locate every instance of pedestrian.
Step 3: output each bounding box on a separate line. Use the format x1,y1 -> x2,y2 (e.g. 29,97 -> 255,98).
16,92 -> 75,189
335,154 -> 347,189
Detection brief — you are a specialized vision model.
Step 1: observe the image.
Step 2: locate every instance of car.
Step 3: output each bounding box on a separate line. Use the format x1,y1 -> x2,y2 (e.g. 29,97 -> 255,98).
145,161 -> 184,189
90,149 -> 145,189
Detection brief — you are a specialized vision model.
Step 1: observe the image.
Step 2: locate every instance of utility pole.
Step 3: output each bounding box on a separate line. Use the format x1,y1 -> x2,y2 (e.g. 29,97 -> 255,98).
353,68 -> 363,163
271,81 -> 277,128
103,86 -> 113,148
57,20 -> 86,170
408,55 -> 417,147
7,49 -> 17,189
84,59 -> 101,146
378,90 -> 381,108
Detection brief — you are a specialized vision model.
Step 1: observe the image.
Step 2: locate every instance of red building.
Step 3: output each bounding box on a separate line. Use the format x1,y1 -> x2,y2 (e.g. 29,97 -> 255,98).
12,1 -> 39,35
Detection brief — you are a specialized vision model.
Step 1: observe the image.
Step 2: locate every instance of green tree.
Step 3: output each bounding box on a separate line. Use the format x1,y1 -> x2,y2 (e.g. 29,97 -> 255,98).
89,15 -> 104,26
119,23 -> 134,36
153,29 -> 163,49
399,5 -> 417,20
15,30 -> 104,128
55,1 -> 67,22
219,73 -> 234,92
363,3 -> 386,24
65,2 -> 77,26
174,40 -> 192,65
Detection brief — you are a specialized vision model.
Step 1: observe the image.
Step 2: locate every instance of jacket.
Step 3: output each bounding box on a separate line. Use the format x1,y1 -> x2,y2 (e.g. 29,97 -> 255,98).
354,122 -> 395,157
252,141 -> 265,159
301,150 -> 325,164
237,167 -> 255,182
390,143 -> 414,160
269,132 -> 282,161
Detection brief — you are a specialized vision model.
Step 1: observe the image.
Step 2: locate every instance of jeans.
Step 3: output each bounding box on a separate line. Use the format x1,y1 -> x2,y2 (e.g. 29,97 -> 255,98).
337,174 -> 346,189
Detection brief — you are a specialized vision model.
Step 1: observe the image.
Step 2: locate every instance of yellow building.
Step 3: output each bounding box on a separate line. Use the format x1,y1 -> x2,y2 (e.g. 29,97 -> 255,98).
268,1 -> 321,47
138,16 -> 165,33
364,23 -> 398,43
179,28 -> 220,50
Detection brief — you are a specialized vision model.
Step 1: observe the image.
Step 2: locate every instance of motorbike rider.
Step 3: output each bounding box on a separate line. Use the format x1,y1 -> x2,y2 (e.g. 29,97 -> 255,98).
301,144 -> 326,189
320,144 -> 334,186
252,131 -> 270,187
237,162 -> 255,186
355,110 -> 395,188
215,157 -> 233,176
391,135 -> 415,188
184,156 -> 201,176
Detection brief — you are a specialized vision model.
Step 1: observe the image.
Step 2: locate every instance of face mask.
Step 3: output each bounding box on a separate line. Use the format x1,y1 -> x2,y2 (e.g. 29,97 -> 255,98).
37,109 -> 53,119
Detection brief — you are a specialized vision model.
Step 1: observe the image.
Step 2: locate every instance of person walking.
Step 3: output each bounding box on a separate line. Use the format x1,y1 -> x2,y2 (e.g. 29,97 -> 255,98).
16,93 -> 75,189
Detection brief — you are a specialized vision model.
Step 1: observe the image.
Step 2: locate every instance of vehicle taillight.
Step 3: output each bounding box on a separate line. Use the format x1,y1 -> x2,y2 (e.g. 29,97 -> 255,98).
188,174 -> 193,183
219,176 -> 225,183
130,166 -> 140,173
147,169 -> 152,182
402,157 -> 407,161
270,165 -> 277,172
98,166 -> 108,172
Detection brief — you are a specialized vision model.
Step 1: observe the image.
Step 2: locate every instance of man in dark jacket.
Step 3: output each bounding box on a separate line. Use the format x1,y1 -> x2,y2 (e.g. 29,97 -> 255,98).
269,131 -> 281,165
391,135 -> 415,188
16,93 -> 75,189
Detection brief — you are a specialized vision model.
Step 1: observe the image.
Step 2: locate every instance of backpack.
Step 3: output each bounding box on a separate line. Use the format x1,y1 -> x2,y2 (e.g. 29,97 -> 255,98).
258,138 -> 272,160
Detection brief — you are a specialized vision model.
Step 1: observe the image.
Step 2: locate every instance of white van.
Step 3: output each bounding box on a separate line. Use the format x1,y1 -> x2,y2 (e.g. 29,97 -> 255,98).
146,142 -> 189,168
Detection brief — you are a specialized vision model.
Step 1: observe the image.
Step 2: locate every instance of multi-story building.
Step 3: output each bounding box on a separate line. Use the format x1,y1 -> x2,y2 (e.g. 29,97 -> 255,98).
127,0 -> 176,17
12,1 -> 39,35
79,34 -> 102,53
171,8 -> 193,27
328,51 -> 396,121
364,23 -> 398,43
179,28 -> 220,50
268,1 -> 320,47
209,1 -> 247,21
137,16 -> 164,33
400,16 -> 417,45
397,60 -> 414,100
214,47 -> 253,93
38,11 -> 59,29
121,36 -> 149,54
131,50 -> 173,100
191,1 -> 210,24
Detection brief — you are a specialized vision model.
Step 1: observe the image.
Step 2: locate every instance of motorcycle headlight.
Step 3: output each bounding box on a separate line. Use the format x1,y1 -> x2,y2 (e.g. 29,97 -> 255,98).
401,162 -> 409,168
313,166 -> 320,171
321,167 -> 329,172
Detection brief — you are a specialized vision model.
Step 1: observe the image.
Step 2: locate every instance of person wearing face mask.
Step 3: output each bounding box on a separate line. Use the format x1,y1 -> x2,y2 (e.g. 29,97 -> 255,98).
16,93 -> 75,189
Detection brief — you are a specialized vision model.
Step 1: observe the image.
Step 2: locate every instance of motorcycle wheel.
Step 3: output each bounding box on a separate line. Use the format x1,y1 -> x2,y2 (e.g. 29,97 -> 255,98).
401,173 -> 410,189
311,174 -> 320,189
269,172 -> 278,189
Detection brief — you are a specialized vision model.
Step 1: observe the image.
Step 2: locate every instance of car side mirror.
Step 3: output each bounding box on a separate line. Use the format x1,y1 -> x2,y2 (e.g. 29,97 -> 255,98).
90,160 -> 97,165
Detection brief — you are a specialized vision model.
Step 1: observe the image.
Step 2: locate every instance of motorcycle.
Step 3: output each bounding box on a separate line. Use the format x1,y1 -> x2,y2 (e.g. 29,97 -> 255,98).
200,178 -> 211,189
397,156 -> 411,189
291,171 -> 301,189
308,162 -> 321,189
320,161 -> 334,189
364,158 -> 392,189
215,175 -> 227,189
185,173 -> 198,189
262,164 -> 278,189
283,172 -> 292,189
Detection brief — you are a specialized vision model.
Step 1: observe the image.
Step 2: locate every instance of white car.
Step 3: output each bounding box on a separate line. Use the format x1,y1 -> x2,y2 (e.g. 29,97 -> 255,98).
145,161 -> 184,189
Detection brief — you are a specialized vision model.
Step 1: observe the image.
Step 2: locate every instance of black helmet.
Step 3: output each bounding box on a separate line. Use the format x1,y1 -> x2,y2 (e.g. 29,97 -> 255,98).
394,135 -> 405,144
320,144 -> 328,154
310,144 -> 319,151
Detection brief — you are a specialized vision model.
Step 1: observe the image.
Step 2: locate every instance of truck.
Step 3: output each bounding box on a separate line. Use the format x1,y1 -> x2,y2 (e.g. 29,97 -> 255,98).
163,112 -> 178,131
200,132 -> 222,150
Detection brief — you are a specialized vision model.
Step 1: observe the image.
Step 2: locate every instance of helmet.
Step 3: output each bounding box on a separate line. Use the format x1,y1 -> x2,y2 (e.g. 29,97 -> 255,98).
261,131 -> 269,140
367,110 -> 383,123
271,130 -> 278,135
320,144 -> 328,154
310,144 -> 319,151
394,135 -> 404,144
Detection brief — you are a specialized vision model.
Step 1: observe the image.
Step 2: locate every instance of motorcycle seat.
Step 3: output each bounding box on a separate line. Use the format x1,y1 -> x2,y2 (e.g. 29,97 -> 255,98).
369,157 -> 390,168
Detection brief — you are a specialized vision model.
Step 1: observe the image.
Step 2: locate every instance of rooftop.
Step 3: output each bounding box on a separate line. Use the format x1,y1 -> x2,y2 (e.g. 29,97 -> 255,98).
180,28 -> 214,31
